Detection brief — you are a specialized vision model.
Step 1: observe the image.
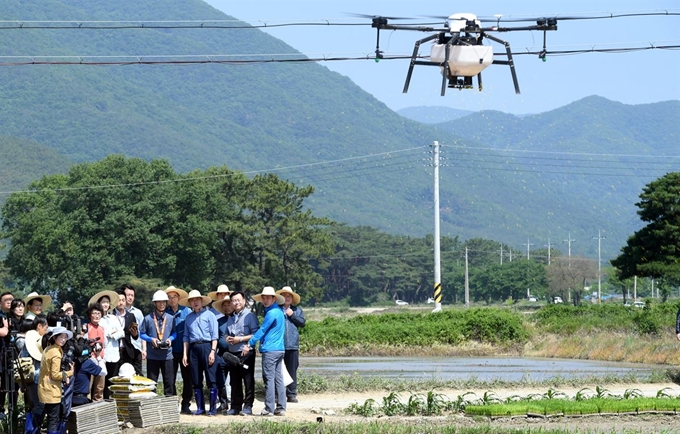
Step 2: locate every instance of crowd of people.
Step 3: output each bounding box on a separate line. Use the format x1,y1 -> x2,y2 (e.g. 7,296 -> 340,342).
0,282 -> 306,430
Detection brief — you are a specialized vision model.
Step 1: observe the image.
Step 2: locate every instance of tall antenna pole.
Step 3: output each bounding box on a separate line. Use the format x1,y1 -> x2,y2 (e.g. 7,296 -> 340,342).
564,233 -> 576,268
593,230 -> 605,303
432,141 -> 442,313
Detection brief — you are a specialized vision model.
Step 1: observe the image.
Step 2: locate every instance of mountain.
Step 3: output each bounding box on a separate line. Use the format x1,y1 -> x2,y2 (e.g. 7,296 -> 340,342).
397,106 -> 474,123
1,0 -> 678,261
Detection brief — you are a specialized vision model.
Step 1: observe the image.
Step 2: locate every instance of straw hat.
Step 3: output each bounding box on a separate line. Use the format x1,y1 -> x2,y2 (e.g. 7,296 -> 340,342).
276,286 -> 301,306
49,326 -> 73,341
208,284 -> 232,301
213,297 -> 233,316
25,329 -> 44,361
179,290 -> 212,307
164,285 -> 189,300
24,292 -> 52,311
252,286 -> 284,304
88,290 -> 120,312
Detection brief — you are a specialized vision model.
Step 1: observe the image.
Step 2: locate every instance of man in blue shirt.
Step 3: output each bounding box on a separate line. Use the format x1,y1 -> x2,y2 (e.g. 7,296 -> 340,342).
140,291 -> 177,397
165,285 -> 192,414
72,341 -> 106,407
181,290 -> 219,416
242,286 -> 286,417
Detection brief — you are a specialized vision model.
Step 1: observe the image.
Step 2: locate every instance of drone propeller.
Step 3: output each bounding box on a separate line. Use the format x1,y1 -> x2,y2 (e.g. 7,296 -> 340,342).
346,13 -> 415,21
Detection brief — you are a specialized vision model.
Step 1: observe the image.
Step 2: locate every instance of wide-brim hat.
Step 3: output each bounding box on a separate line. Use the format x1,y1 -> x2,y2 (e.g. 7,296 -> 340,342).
49,326 -> 73,341
276,286 -> 301,306
24,292 -> 52,311
88,290 -> 120,312
208,284 -> 232,301
252,286 -> 284,304
165,285 -> 189,300
179,290 -> 211,307
213,297 -> 233,316
25,329 -> 44,361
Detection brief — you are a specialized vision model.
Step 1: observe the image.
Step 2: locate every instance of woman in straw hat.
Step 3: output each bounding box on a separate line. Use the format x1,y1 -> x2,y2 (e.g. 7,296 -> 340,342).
38,326 -> 75,434
208,284 -> 231,321
88,289 -> 125,400
242,286 -> 286,416
276,286 -> 306,403
24,292 -> 52,321
181,290 -> 219,416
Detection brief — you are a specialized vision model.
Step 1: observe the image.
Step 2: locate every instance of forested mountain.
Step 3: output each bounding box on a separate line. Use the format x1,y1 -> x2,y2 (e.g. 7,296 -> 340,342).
0,0 -> 678,261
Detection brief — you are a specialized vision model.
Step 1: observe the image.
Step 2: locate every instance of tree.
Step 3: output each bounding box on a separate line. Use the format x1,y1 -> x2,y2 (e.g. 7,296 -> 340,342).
546,256 -> 597,305
612,172 -> 680,284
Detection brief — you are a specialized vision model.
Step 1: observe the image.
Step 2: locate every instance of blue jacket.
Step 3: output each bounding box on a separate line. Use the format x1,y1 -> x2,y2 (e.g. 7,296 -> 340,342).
248,304 -> 284,353
281,305 -> 306,350
166,305 -> 189,354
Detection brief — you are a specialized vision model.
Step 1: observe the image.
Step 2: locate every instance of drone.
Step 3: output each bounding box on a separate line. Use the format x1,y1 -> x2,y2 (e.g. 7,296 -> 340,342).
368,13 -> 558,95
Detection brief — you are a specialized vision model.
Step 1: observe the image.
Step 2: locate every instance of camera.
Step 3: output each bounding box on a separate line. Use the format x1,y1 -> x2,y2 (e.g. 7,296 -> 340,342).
158,341 -> 170,349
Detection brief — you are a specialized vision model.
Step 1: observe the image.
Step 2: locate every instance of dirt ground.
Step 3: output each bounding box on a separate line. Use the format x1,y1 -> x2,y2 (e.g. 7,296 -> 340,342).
123,382 -> 680,433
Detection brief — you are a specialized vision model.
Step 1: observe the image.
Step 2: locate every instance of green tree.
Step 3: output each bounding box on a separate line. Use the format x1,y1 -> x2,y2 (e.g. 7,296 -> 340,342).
612,172 -> 680,284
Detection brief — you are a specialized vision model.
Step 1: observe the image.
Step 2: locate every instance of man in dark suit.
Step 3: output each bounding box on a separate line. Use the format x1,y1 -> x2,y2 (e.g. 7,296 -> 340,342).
110,291 -> 139,390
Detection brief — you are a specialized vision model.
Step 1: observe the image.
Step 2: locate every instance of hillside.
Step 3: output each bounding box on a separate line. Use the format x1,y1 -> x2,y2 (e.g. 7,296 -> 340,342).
1,0 -> 678,260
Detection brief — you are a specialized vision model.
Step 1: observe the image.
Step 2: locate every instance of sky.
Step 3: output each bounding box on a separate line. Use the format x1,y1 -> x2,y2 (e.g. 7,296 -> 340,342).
204,0 -> 680,114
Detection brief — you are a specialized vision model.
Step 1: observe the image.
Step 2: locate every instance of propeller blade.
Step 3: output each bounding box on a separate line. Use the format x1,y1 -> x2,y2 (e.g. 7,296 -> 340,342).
345,13 -> 415,21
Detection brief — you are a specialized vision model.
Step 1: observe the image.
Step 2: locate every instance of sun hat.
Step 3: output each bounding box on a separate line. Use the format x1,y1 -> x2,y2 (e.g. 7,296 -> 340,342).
49,325 -> 73,341
213,297 -> 233,316
164,285 -> 189,301
25,329 -> 44,361
24,292 -> 52,311
252,286 -> 284,304
276,286 -> 301,306
208,284 -> 232,301
88,290 -> 121,312
179,290 -> 212,307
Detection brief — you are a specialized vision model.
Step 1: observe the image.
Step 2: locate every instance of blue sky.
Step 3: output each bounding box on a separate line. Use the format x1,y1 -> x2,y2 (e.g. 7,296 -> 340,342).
205,0 -> 679,114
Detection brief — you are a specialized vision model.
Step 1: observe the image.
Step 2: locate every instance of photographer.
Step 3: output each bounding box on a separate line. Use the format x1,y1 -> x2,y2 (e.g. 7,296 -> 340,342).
38,326 -> 74,434
18,316 -> 49,427
72,339 -> 107,407
140,291 -> 176,396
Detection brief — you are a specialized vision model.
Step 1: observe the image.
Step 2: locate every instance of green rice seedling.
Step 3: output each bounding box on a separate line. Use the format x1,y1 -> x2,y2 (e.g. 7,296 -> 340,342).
405,394 -> 425,416
423,390 -> 448,416
453,392 -> 479,410
541,399 -> 565,416
463,405 -> 490,417
479,391 -> 502,405
655,397 -> 679,412
656,387 -> 673,398
592,397 -> 620,414
574,387 -> 593,401
614,398 -> 640,414
559,400 -> 585,416
622,388 -> 643,399
575,400 -> 600,415
542,387 -> 567,400
381,392 -> 404,416
347,398 -> 380,417
633,397 -> 658,412
593,385 -> 612,398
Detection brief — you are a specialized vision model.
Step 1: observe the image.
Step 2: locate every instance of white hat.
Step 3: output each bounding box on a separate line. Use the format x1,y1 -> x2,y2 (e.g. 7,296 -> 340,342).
179,290 -> 211,307
152,290 -> 169,302
276,286 -> 301,306
119,363 -> 135,377
208,284 -> 232,301
88,290 -> 121,312
24,292 -> 52,312
164,285 -> 189,300
25,329 -> 44,361
252,286 -> 284,304
49,326 -> 73,341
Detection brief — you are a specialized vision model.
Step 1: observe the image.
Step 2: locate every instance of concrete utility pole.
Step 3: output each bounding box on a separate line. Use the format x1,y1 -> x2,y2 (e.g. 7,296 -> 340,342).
525,238 -> 534,260
634,275 -> 637,300
499,244 -> 503,265
432,141 -> 442,313
464,247 -> 470,308
593,230 -> 605,303
544,238 -> 552,265
564,233 -> 576,268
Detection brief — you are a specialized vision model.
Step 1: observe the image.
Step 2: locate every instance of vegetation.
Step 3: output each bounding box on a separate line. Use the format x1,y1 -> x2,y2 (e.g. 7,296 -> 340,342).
612,172 -> 680,287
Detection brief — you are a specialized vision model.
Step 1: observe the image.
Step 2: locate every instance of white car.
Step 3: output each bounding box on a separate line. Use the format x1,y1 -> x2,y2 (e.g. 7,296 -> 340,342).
553,296 -> 563,304
633,301 -> 645,308
528,296 -> 538,302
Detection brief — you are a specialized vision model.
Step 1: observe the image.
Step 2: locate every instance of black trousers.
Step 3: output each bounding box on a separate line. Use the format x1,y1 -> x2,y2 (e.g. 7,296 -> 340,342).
228,350 -> 256,410
121,348 -> 143,376
172,351 -> 193,408
284,349 -> 300,398
147,358 -> 175,396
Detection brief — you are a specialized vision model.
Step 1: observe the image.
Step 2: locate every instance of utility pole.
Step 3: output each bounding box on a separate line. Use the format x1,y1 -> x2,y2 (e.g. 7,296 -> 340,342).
509,248 -> 513,262
464,247 -> 470,308
543,238 -> 552,265
634,275 -> 637,300
499,244 -> 503,265
564,233 -> 576,268
432,141 -> 442,313
593,230 -> 605,303
525,238 -> 534,260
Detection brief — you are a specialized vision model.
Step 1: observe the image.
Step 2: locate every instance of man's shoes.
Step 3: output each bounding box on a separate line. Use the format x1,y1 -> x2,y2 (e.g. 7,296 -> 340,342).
180,406 -> 193,415
287,396 -> 298,403
225,408 -> 240,416
260,410 -> 273,416
240,406 -> 252,416
274,409 -> 286,416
